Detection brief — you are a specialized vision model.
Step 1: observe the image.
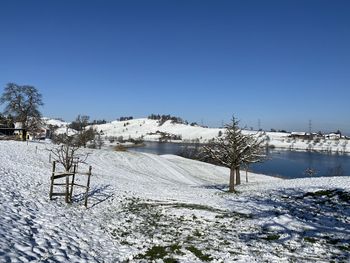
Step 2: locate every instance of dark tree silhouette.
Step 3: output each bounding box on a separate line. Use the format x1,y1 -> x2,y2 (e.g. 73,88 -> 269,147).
0,83 -> 44,135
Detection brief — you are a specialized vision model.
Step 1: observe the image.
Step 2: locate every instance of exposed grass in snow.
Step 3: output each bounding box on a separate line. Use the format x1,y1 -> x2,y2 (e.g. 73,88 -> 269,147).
101,189 -> 350,262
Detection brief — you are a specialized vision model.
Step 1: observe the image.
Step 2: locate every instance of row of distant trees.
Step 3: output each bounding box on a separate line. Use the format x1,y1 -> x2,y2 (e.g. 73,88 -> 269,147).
148,114 -> 187,126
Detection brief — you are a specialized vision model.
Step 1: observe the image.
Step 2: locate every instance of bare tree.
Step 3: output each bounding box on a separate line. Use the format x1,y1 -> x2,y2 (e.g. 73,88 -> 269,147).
50,133 -> 90,172
204,116 -> 265,192
69,115 -> 90,132
0,83 -> 44,135
69,115 -> 96,147
77,127 -> 96,148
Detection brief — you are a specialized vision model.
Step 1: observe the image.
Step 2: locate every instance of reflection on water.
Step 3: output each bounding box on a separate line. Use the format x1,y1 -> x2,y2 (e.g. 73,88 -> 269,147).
127,142 -> 350,179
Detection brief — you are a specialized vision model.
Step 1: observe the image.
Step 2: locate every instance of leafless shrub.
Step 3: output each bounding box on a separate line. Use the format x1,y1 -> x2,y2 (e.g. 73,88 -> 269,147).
49,133 -> 90,172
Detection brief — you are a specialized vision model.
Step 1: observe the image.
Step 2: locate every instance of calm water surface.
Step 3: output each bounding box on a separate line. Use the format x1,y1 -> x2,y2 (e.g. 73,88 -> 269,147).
127,141 -> 350,179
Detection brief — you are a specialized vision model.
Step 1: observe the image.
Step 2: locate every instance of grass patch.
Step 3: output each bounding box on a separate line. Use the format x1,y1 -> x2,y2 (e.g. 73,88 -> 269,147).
215,212 -> 252,219
164,258 -> 178,263
304,237 -> 317,243
186,245 -> 212,261
169,244 -> 185,255
120,240 -> 130,245
193,229 -> 202,237
303,189 -> 350,202
136,244 -> 185,260
327,238 -> 340,245
167,203 -> 223,213
338,245 -> 350,251
137,245 -> 167,260
338,191 -> 350,202
304,189 -> 334,197
263,234 -> 280,241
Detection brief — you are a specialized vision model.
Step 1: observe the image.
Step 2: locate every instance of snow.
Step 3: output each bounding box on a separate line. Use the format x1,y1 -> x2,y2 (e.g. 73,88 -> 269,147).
42,118 -> 69,128
54,127 -> 77,136
1,140 -> 349,262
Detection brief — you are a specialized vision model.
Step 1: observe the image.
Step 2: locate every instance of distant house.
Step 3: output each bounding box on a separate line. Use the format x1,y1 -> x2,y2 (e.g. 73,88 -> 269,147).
290,132 -> 307,139
289,132 -> 315,140
12,122 -> 27,140
325,133 -> 341,140
0,126 -> 26,140
27,128 -> 51,140
0,120 -> 52,141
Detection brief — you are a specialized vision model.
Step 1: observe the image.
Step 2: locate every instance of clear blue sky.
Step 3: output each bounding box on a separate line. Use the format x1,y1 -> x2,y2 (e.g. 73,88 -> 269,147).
0,0 -> 349,133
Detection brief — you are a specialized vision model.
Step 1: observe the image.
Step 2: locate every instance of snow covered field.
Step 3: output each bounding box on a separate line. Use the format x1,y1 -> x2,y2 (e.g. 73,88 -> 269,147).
1,140 -> 349,262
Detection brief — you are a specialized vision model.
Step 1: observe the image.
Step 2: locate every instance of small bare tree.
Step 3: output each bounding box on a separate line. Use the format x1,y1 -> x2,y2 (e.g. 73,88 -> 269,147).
204,116 -> 265,192
50,133 -> 90,172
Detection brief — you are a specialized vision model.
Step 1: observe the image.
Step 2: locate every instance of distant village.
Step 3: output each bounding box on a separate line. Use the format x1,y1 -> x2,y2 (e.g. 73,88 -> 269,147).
289,131 -> 348,140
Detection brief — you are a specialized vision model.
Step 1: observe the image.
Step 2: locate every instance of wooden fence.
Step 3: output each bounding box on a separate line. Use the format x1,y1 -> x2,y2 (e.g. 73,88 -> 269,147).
49,161 -> 92,207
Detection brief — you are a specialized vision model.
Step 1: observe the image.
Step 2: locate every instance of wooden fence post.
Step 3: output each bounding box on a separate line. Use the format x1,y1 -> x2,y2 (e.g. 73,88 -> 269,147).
65,173 -> 70,203
70,164 -> 77,203
49,161 -> 56,200
84,166 -> 92,207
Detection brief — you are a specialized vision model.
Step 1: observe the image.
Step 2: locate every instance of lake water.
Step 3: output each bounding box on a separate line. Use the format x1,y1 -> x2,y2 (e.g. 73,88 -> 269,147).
128,141 -> 350,179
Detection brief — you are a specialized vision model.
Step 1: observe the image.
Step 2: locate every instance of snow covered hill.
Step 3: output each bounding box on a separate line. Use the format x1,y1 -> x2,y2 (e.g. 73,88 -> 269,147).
42,117 -> 69,128
90,118 -> 350,153
1,141 -> 349,262
41,117 -> 350,153
90,118 -> 222,143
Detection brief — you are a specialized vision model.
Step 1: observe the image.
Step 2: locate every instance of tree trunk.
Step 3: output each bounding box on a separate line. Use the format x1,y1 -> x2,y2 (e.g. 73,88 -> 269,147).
235,167 -> 241,185
229,168 -> 235,192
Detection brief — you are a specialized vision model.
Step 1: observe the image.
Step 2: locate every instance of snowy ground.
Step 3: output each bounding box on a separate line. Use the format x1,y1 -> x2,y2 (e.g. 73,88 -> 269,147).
1,141 -> 349,262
